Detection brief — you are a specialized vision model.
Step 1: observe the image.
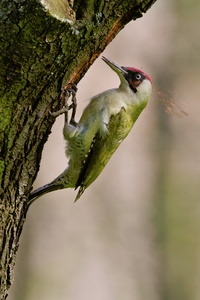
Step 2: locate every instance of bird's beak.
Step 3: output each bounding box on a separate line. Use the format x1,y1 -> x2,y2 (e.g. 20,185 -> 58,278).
102,56 -> 128,76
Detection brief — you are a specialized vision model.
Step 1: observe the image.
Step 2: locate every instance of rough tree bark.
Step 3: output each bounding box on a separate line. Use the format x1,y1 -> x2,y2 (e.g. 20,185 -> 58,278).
0,0 -> 157,298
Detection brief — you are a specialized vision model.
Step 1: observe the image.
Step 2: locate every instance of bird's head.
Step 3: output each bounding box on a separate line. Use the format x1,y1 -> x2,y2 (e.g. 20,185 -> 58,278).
102,56 -> 152,98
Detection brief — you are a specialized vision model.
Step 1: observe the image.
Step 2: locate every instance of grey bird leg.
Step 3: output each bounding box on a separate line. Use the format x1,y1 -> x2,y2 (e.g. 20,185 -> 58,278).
50,85 -> 77,126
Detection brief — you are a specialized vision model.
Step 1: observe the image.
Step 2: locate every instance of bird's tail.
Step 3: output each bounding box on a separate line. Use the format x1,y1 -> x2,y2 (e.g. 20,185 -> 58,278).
28,168 -> 71,207
28,181 -> 64,207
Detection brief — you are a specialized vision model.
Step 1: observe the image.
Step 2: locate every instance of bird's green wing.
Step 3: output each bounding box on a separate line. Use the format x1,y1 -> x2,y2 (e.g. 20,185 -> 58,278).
75,107 -> 134,201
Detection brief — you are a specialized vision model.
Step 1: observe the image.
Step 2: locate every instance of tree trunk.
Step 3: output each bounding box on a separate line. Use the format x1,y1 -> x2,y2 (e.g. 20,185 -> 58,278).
0,0 -> 157,298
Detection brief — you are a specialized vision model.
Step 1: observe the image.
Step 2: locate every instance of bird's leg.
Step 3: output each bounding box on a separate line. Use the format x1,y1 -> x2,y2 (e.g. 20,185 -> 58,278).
68,87 -> 77,126
50,84 -> 78,126
50,84 -> 78,140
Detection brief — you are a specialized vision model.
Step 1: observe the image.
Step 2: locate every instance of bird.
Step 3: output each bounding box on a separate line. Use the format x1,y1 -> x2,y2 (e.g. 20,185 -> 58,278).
29,56 -> 152,205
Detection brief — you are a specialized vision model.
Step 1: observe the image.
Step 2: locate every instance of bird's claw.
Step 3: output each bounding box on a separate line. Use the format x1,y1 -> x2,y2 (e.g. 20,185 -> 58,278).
50,83 -> 77,126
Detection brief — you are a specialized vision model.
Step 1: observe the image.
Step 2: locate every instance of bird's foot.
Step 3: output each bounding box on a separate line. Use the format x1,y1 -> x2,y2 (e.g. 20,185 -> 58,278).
50,83 -> 78,126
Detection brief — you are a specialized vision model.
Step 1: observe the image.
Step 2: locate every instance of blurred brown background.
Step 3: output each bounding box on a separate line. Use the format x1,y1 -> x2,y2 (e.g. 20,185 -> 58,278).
9,0 -> 200,299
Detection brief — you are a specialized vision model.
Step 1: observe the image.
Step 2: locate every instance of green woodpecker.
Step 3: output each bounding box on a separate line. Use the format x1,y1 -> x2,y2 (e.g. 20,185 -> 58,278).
29,57 -> 152,204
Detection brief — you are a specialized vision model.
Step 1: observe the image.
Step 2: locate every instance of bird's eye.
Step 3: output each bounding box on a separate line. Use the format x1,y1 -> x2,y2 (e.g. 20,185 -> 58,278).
135,74 -> 142,81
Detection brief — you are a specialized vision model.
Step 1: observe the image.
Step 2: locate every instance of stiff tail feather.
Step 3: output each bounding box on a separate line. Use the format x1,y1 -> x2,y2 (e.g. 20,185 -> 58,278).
28,182 -> 64,206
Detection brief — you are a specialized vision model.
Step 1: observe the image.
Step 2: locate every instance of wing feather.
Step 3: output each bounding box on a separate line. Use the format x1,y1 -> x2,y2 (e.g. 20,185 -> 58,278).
75,107 -> 134,200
